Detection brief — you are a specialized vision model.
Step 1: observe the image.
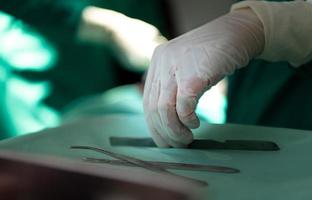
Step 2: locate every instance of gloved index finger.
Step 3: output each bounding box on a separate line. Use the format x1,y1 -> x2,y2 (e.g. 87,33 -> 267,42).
175,50 -> 210,130
157,66 -> 193,146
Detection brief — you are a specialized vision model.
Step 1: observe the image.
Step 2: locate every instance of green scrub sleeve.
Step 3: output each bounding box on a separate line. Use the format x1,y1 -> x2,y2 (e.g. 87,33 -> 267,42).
0,0 -> 85,34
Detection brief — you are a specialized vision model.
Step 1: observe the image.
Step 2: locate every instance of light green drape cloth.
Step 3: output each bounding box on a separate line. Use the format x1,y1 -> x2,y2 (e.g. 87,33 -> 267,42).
1,114 -> 312,200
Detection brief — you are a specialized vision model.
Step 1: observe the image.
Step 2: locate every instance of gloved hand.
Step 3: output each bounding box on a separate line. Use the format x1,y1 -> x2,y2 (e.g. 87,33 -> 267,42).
143,8 -> 264,147
77,6 -> 167,72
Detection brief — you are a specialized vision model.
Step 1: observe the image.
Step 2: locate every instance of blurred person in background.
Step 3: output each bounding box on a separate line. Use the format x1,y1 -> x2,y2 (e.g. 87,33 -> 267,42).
0,0 -> 171,139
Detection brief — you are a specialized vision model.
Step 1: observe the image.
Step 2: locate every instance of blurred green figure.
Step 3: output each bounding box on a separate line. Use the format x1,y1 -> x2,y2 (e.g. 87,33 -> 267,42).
0,0 -> 171,139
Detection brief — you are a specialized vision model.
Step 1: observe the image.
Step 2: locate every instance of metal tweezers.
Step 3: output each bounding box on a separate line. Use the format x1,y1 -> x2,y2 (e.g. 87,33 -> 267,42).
83,157 -> 240,173
70,145 -> 237,187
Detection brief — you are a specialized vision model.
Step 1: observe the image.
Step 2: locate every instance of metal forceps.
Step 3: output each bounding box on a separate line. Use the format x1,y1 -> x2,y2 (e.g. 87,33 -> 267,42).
70,145 -> 209,187
83,157 -> 240,174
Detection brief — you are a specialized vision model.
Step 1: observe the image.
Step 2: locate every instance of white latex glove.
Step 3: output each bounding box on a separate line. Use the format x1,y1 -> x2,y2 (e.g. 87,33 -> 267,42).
143,9 -> 264,147
77,6 -> 167,72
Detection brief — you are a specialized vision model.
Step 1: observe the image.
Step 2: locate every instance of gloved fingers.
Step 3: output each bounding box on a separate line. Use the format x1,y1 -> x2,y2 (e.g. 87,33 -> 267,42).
145,77 -> 170,147
146,78 -> 185,148
146,116 -> 169,147
176,88 -> 200,129
143,49 -> 167,147
149,114 -> 187,148
174,49 -> 210,129
175,77 -> 210,129
149,76 -> 189,147
158,102 -> 193,146
142,48 -> 162,107
158,70 -> 193,146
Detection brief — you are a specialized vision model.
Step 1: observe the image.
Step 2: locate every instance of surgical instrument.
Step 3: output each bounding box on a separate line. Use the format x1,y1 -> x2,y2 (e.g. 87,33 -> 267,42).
70,146 -> 208,187
109,137 -> 280,151
83,157 -> 240,173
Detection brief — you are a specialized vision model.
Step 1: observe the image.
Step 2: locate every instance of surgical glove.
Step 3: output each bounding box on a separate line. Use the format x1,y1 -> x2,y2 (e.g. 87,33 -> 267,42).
143,9 -> 264,147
